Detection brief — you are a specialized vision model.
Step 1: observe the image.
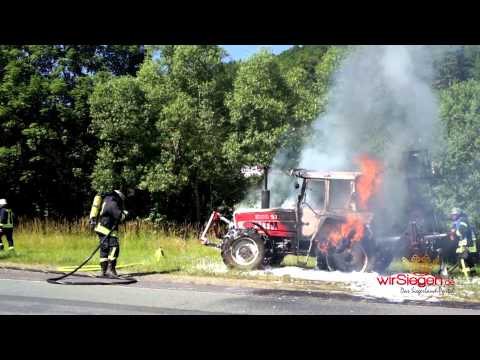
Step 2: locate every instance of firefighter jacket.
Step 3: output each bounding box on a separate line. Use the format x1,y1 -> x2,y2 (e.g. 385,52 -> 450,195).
0,206 -> 14,229
452,216 -> 477,254
94,192 -> 127,237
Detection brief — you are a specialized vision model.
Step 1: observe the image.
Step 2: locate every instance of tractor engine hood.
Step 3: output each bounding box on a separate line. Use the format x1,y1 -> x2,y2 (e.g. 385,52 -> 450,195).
233,208 -> 296,238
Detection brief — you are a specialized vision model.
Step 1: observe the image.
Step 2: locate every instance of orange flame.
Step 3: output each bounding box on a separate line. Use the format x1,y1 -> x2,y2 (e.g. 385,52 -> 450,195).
329,214 -> 366,246
323,154 -> 382,252
355,155 -> 383,210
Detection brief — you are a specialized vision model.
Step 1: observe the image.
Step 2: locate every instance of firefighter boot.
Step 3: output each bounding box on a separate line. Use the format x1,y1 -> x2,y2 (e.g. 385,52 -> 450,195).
439,261 -> 449,277
100,261 -> 108,277
109,260 -> 118,277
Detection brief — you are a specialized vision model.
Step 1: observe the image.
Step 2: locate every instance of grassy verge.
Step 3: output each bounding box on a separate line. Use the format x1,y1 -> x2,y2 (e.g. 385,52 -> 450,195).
0,229 -> 319,280
2,218 -> 319,276
0,228 -> 220,275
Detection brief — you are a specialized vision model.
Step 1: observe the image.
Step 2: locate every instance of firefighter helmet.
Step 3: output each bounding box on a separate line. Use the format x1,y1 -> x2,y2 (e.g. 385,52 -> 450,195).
451,207 -> 462,216
0,199 -> 7,206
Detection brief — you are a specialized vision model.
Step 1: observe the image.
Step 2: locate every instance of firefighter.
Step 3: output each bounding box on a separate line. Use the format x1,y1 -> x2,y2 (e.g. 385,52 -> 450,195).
449,207 -> 477,279
89,190 -> 130,277
0,199 -> 14,251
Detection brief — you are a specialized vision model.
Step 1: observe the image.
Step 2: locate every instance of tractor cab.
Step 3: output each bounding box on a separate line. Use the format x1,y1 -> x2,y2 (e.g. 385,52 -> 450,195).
291,170 -> 372,240
292,170 -> 362,212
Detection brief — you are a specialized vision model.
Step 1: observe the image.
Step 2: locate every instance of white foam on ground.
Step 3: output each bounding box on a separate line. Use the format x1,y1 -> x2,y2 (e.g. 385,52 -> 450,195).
251,266 -> 444,303
192,261 -> 448,302
193,260 -> 228,273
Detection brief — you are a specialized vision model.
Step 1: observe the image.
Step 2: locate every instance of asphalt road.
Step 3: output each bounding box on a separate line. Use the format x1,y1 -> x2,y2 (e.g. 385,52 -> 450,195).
0,269 -> 479,314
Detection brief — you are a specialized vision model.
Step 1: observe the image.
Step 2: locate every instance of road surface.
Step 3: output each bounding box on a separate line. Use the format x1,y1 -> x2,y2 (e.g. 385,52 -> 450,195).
0,268 -> 478,314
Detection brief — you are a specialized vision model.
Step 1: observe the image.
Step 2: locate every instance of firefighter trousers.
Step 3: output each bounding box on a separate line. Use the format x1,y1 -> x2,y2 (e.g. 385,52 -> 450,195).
0,228 -> 14,249
97,233 -> 120,265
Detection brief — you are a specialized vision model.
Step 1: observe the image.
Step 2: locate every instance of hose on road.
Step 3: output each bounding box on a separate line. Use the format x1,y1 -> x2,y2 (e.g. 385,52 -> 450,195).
57,263 -> 142,272
46,225 -> 137,285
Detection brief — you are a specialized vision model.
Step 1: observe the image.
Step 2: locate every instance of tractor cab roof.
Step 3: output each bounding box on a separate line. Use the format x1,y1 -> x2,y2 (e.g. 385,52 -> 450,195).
290,169 -> 362,180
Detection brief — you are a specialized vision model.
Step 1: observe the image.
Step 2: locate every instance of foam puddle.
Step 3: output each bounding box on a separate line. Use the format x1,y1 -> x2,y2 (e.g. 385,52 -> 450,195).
193,259 -> 229,274
193,261 -> 447,303
250,266 -> 445,303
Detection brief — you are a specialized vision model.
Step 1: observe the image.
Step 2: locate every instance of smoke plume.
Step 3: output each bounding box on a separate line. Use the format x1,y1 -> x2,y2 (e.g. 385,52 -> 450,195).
241,46 -> 453,230
300,46 -> 443,167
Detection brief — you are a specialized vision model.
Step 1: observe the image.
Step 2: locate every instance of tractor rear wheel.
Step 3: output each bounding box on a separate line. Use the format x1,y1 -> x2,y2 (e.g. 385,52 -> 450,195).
221,232 -> 265,270
326,243 -> 368,273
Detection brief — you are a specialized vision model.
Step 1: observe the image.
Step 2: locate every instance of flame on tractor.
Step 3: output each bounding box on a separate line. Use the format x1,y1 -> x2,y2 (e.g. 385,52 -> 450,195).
356,154 -> 383,210
326,155 -> 382,249
328,214 -> 366,245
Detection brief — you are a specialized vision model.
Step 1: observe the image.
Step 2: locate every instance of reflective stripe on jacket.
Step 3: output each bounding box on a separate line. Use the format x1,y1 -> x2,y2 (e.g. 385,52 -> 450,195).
453,218 -> 477,253
0,208 -> 13,229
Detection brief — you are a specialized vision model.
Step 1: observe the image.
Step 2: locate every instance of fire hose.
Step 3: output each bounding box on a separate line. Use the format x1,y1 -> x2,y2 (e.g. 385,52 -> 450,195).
46,223 -> 137,285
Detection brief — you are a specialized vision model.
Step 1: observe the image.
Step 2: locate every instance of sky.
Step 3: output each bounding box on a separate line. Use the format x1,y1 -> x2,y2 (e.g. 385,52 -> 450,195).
221,45 -> 293,61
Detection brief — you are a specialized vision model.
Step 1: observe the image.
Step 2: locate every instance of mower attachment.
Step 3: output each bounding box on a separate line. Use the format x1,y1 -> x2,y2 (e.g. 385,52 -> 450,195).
200,211 -> 233,246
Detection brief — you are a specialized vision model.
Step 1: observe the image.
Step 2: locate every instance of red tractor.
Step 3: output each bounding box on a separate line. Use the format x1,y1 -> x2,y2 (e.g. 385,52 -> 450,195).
201,169 -> 393,272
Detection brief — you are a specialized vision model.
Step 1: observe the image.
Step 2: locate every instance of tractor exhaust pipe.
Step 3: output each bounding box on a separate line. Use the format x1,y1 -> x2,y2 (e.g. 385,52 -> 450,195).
261,166 -> 270,209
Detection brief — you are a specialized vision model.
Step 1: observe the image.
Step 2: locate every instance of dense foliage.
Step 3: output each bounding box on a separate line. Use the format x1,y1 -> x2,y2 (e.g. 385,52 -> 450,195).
1,45 -> 480,225
0,45 -> 144,217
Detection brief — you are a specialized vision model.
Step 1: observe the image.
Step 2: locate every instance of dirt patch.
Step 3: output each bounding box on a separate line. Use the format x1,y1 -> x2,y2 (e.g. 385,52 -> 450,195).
139,272 -> 353,294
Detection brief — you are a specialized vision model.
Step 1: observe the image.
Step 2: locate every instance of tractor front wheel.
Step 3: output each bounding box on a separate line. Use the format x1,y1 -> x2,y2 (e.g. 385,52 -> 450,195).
221,233 -> 265,270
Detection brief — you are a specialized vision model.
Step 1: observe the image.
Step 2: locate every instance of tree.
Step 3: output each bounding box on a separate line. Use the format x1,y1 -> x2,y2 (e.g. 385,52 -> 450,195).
433,46 -> 469,89
224,49 -> 292,167
91,45 -> 246,222
275,45 -> 331,82
432,46 -> 480,89
433,80 -> 480,226
89,76 -> 152,192
0,45 -> 145,218
464,45 -> 480,81
314,46 -> 350,108
145,45 -> 239,222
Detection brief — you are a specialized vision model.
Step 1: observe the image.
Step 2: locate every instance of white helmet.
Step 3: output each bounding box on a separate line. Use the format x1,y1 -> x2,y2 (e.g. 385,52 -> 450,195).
0,199 -> 7,206
114,190 -> 126,201
451,207 -> 462,216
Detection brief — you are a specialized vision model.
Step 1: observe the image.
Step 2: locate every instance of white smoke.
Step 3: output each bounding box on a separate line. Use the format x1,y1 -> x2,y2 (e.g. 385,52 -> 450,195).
299,45 -> 442,170
240,46 -> 455,219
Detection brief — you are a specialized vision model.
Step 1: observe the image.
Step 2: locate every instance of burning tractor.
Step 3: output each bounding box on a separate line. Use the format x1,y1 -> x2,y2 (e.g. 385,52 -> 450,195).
201,150 -> 461,274
200,159 -> 393,272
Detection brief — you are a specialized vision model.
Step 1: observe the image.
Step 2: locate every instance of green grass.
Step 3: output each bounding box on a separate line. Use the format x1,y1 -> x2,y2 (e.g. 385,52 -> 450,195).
0,226 -> 223,276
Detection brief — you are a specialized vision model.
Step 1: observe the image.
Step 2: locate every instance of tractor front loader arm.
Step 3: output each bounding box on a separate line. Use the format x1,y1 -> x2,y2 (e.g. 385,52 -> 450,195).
200,211 -> 233,245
